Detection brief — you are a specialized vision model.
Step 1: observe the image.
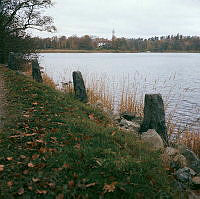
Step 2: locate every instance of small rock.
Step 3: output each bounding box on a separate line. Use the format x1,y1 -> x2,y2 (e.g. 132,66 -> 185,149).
120,112 -> 135,121
188,190 -> 200,199
190,160 -> 200,174
128,121 -> 140,129
191,176 -> 200,189
119,118 -> 129,127
119,118 -> 140,129
162,147 -> 179,169
175,167 -> 196,183
173,154 -> 187,168
165,147 -> 179,156
173,180 -> 187,191
112,114 -> 121,122
180,149 -> 199,165
141,129 -> 164,150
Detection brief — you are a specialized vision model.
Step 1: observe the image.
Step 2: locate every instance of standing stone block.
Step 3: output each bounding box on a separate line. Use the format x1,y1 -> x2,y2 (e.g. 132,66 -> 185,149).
72,71 -> 88,103
32,59 -> 43,83
139,94 -> 169,145
8,52 -> 17,70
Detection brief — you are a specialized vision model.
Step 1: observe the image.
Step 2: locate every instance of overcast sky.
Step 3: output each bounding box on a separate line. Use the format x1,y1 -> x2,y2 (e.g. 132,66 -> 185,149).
33,0 -> 200,38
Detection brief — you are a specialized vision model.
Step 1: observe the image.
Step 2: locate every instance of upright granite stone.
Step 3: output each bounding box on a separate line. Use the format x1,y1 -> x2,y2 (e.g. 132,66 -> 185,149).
72,71 -> 88,103
8,52 -> 17,70
139,94 -> 169,145
32,59 -> 43,83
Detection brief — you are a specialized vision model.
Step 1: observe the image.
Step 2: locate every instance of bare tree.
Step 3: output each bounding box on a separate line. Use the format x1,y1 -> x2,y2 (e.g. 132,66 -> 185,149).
0,0 -> 56,63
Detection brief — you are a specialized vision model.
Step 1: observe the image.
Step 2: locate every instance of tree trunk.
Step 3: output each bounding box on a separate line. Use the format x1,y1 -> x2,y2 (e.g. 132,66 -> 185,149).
72,71 -> 88,103
139,94 -> 169,145
32,59 -> 43,83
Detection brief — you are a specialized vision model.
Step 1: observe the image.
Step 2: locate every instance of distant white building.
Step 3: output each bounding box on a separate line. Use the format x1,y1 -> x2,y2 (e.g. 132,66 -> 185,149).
97,42 -> 107,48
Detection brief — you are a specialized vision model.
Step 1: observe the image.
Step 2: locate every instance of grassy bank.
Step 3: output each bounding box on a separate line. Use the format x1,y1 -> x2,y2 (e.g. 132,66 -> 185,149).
60,69 -> 200,157
0,66 -> 180,198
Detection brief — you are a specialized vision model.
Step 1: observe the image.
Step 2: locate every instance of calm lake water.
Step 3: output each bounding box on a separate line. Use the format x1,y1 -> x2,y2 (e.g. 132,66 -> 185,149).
39,53 -> 200,131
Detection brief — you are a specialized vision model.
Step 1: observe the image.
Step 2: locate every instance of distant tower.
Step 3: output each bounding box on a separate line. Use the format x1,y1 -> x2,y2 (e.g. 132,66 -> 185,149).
112,29 -> 116,40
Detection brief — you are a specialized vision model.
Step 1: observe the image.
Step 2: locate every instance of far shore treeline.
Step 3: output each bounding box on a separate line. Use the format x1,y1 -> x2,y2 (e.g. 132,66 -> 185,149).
33,34 -> 200,52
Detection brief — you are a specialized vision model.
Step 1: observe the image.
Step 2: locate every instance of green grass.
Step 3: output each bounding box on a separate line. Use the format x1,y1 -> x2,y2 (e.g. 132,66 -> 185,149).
0,66 -> 179,198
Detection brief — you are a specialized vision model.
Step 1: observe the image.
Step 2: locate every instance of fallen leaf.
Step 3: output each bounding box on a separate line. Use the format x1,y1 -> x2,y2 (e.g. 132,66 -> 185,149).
36,163 -> 46,169
23,114 -> 30,118
50,137 -> 57,141
56,193 -> 64,199
36,190 -> 47,194
28,186 -> 33,191
9,135 -> 21,138
47,182 -> 55,188
39,147 -> 47,153
103,182 -> 118,193
48,148 -> 57,152
28,162 -> 34,168
68,180 -> 74,188
6,157 -> 13,161
7,181 -> 13,187
27,141 -> 34,145
18,188 -> 24,195
14,173 -> 20,177
89,114 -> 95,120
74,144 -> 81,150
32,102 -> 39,105
111,131 -> 116,136
0,165 -> 4,171
23,170 -> 29,175
53,167 -> 63,172
86,182 -> 96,188
32,154 -> 39,160
23,133 -> 36,137
73,173 -> 78,179
36,139 -> 44,143
51,128 -> 59,133
63,163 -> 70,169
20,155 -> 26,159
32,178 -> 40,182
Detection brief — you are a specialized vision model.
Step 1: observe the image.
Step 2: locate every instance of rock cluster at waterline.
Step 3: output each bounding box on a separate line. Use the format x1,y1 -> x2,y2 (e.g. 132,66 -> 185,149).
162,146 -> 200,192
91,99 -> 200,196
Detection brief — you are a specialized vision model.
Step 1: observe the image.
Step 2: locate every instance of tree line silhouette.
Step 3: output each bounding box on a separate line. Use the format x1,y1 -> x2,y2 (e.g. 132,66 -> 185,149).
33,34 -> 200,52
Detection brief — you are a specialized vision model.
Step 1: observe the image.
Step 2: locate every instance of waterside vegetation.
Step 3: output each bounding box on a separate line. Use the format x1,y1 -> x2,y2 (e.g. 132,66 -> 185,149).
0,65 -> 182,198
57,71 -> 200,157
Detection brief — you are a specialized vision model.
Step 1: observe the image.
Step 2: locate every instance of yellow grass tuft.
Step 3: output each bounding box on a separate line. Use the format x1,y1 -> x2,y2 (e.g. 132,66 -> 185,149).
179,130 -> 200,157
42,71 -> 200,156
42,73 -> 57,89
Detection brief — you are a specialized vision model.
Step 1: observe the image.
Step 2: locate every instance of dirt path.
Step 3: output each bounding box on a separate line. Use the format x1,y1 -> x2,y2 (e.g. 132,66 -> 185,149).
0,65 -> 6,128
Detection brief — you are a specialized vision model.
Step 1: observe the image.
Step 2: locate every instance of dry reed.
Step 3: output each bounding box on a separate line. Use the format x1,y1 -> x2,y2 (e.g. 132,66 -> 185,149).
44,71 -> 200,156
42,73 -> 57,89
179,130 -> 200,156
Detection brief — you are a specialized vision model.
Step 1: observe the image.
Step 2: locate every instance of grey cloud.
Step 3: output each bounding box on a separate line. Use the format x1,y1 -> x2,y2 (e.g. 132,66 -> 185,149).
33,0 -> 200,38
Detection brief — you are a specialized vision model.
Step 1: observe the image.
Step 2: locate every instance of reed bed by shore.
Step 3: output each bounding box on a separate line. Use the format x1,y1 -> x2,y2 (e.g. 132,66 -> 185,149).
42,70 -> 200,156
